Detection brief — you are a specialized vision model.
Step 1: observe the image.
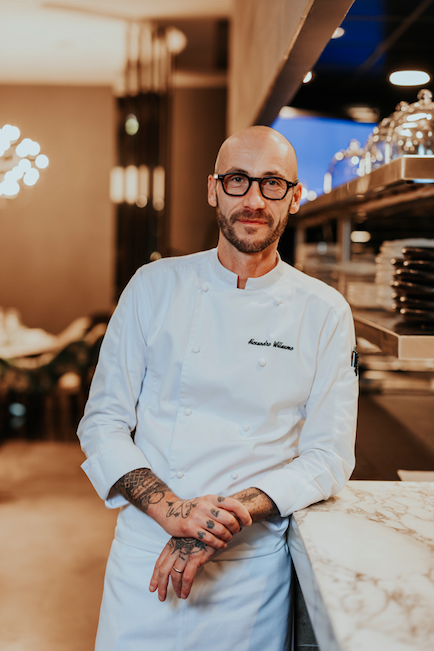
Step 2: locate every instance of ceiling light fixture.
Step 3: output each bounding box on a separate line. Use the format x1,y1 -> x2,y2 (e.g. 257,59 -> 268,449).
389,70 -> 431,86
0,125 -> 49,200
303,71 -> 313,84
332,27 -> 345,39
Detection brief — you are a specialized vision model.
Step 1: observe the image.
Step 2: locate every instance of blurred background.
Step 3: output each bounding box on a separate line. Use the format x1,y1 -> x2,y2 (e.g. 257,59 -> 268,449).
0,1 -> 433,649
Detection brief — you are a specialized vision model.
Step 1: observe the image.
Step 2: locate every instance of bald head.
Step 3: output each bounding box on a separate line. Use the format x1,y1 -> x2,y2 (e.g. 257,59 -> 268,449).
214,126 -> 297,179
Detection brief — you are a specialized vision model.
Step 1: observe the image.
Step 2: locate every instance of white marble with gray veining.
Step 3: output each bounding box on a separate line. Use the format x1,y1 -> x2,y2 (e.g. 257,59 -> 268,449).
289,481 -> 434,651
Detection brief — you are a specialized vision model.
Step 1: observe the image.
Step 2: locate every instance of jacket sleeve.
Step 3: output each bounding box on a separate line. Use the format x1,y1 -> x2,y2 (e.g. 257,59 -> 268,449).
253,302 -> 358,517
77,271 -> 151,509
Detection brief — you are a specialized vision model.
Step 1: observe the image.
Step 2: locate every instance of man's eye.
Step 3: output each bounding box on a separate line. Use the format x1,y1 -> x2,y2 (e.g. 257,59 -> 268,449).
231,176 -> 244,183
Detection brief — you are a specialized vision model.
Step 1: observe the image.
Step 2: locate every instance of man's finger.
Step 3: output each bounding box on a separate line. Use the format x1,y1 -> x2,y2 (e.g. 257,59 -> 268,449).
211,495 -> 253,526
193,530 -> 227,550
180,561 -> 200,599
149,545 -> 171,594
209,507 -> 243,535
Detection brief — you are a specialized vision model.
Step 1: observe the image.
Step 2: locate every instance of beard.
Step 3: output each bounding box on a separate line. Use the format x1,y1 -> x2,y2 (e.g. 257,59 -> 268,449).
216,202 -> 291,254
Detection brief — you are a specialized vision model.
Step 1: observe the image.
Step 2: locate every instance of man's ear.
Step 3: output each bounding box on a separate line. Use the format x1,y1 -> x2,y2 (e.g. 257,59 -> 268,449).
289,182 -> 303,214
208,175 -> 217,207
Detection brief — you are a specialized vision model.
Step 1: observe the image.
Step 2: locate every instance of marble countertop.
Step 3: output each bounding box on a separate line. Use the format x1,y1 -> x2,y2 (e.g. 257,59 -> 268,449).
288,481 -> 434,651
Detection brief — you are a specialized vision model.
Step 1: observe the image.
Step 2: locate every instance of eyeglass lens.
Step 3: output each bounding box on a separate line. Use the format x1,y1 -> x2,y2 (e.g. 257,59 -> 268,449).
223,174 -> 288,199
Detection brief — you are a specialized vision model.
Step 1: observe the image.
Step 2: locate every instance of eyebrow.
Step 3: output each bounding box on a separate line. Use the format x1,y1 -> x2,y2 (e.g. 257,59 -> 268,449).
222,167 -> 287,178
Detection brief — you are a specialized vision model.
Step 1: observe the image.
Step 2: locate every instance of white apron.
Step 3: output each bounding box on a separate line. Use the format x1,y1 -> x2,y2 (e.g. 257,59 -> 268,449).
95,538 -> 292,651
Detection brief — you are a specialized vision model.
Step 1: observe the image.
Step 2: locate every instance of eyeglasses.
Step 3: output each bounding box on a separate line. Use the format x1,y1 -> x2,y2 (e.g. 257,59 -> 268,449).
214,173 -> 298,201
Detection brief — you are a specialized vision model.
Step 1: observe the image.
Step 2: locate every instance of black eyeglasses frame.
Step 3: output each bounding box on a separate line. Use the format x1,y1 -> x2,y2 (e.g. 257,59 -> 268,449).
213,173 -> 298,201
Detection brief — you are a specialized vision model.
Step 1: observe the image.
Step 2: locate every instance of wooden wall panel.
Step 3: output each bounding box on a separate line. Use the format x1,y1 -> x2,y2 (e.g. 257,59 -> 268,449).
228,0 -> 354,133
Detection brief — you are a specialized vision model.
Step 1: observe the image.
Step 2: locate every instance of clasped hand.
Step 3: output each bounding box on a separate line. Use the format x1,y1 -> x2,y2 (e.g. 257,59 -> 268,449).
150,494 -> 252,601
159,494 -> 252,550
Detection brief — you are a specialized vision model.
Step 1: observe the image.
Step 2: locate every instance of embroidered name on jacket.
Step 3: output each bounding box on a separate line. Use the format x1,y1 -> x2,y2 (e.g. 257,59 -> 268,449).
248,338 -> 293,351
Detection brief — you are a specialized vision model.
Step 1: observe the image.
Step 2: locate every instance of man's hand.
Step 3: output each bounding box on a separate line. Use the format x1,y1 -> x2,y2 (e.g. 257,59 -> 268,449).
158,494 -> 252,549
114,469 -> 252,550
149,536 -> 217,601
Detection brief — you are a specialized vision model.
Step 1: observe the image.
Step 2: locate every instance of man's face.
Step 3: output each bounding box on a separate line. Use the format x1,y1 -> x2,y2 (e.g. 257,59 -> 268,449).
208,130 -> 302,255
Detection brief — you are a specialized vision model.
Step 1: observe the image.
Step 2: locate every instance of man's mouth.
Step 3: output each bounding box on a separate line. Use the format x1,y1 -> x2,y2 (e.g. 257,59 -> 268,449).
232,211 -> 272,227
236,218 -> 267,225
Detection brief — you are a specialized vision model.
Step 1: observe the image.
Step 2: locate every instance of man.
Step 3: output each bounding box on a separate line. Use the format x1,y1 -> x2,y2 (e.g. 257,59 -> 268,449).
78,126 -> 358,651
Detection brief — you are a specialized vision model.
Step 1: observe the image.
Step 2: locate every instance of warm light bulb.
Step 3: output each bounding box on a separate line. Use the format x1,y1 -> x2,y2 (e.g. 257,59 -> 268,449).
27,140 -> 41,157
23,168 -> 40,186
35,154 -> 49,169
18,158 -> 32,172
2,179 -> 20,196
389,70 -> 431,86
1,124 -> 20,142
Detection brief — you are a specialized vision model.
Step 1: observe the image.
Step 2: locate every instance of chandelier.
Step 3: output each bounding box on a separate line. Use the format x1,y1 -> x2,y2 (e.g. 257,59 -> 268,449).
0,125 -> 49,199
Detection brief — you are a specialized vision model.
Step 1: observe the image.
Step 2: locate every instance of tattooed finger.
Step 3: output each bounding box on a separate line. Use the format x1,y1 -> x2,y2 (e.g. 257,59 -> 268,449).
206,520 -> 215,529
210,508 -> 219,518
217,496 -> 225,503
197,531 -> 205,539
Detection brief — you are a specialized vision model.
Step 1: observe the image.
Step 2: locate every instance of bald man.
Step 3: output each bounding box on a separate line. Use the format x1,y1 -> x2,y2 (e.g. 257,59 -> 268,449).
78,126 -> 358,651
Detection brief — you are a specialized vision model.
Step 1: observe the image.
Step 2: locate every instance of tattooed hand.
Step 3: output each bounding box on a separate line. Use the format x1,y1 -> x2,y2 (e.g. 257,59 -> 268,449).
114,469 -> 252,550
161,494 -> 252,549
149,536 -> 217,601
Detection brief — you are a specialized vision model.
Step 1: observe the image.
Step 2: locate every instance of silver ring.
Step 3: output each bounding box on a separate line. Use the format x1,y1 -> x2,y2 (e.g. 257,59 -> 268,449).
172,567 -> 184,574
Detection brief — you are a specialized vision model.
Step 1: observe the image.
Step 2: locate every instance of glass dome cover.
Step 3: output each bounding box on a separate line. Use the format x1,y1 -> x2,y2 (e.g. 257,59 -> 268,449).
390,89 -> 434,158
324,139 -> 364,191
361,101 -> 409,174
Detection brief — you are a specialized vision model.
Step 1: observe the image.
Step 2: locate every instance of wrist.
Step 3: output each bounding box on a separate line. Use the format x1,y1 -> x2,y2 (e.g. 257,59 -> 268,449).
147,491 -> 179,528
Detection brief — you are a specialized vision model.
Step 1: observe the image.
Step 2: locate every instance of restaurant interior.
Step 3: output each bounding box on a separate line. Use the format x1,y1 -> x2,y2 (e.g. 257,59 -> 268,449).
0,1 -> 433,650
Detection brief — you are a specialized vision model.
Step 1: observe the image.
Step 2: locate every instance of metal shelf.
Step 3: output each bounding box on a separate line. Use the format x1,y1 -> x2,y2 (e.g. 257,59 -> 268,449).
354,309 -> 434,359
290,155 -> 434,229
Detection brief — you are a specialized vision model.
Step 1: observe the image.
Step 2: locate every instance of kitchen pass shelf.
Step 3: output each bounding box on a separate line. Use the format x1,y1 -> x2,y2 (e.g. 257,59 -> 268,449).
290,155 -> 434,229
353,309 -> 434,359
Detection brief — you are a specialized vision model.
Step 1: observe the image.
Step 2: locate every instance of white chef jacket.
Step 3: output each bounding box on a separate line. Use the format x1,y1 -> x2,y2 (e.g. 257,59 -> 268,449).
78,247 -> 358,559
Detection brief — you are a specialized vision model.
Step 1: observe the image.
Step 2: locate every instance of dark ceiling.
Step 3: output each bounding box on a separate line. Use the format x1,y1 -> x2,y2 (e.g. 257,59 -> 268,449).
291,0 -> 434,122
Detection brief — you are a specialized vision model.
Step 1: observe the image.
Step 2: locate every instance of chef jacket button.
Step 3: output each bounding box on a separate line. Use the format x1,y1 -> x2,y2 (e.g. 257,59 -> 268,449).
202,283 -> 209,292
274,298 -> 282,306
176,471 -> 184,479
192,346 -> 200,354
258,358 -> 266,367
185,407 -> 192,416
231,472 -> 238,480
242,423 -> 249,432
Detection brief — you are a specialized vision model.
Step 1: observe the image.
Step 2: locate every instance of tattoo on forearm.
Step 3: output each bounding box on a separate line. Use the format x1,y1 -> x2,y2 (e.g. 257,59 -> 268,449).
114,469 -> 168,514
165,500 -> 198,518
231,487 -> 279,522
206,520 -> 214,529
210,508 -> 219,517
236,489 -> 262,504
168,537 -> 208,557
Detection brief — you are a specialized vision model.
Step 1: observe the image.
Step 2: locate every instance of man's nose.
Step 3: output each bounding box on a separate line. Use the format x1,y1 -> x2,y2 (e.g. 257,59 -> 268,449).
242,180 -> 266,210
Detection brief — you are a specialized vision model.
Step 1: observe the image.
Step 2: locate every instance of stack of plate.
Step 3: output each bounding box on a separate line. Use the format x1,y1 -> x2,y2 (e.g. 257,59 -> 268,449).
375,238 -> 434,311
391,247 -> 434,324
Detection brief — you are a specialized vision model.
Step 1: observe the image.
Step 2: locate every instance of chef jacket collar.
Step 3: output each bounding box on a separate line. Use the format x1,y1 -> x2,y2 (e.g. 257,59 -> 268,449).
209,247 -> 285,291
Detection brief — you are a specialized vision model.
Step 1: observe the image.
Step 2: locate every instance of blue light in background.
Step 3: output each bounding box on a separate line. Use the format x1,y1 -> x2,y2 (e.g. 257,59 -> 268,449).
271,115 -> 374,198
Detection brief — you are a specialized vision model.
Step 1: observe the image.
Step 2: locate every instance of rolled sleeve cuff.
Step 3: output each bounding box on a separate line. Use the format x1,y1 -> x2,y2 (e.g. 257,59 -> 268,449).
81,438 -> 151,506
254,468 -> 324,517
